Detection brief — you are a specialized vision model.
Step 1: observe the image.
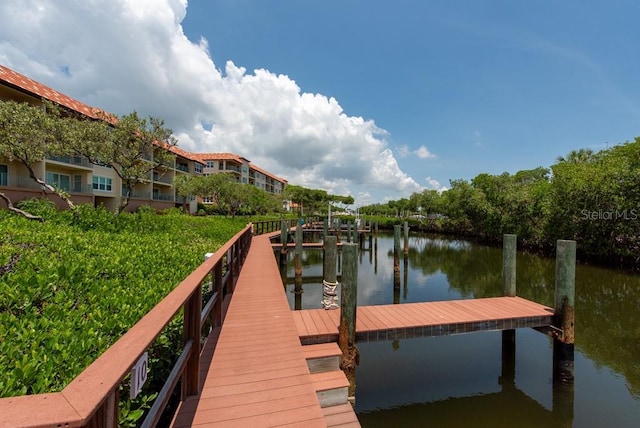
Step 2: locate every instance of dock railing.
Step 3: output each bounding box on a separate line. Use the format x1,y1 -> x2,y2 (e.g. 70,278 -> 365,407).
0,224 -> 253,428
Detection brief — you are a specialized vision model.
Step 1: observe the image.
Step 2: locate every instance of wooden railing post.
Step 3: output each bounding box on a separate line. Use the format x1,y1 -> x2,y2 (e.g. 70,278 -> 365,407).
213,261 -> 223,327
182,287 -> 202,399
86,387 -> 118,428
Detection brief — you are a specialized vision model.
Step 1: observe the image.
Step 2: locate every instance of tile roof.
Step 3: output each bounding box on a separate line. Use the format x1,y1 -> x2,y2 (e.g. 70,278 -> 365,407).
167,145 -> 205,164
249,163 -> 288,184
0,64 -> 284,182
0,64 -> 105,119
190,152 -> 248,163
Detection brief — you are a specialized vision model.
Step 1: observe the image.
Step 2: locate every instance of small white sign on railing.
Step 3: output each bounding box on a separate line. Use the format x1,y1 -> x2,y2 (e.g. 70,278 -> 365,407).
130,352 -> 148,399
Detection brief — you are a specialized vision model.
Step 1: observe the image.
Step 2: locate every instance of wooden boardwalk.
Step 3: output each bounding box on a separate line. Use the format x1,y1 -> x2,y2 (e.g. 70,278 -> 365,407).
171,234 -> 359,427
293,297 -> 554,344
170,230 -> 553,427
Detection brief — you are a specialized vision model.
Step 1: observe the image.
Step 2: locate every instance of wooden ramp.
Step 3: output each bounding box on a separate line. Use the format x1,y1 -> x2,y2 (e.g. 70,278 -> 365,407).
171,234 -> 360,427
292,297 -> 554,344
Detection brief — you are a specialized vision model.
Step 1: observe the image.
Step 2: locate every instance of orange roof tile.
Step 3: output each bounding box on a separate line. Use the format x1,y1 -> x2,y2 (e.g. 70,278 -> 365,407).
0,64 -> 105,119
249,162 -> 288,184
190,152 -> 248,163
168,145 -> 205,164
0,64 -> 283,181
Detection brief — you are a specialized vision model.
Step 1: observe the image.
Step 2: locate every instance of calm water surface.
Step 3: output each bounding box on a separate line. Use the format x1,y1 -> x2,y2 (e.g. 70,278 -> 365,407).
281,232 -> 640,427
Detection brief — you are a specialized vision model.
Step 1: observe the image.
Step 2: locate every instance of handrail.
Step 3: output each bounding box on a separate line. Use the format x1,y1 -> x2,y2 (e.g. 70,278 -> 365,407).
253,218 -> 298,235
0,223 -> 253,427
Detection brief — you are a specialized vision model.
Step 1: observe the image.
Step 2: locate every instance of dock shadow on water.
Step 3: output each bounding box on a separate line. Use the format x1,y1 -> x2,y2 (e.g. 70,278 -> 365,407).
280,232 -> 640,428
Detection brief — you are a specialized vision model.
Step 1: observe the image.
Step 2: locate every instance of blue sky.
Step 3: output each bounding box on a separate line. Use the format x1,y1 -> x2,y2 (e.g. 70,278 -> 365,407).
2,1 -> 640,205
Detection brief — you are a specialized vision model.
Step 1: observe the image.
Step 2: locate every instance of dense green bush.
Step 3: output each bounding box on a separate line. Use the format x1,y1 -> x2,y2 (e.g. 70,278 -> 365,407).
361,138 -> 640,267
0,208 -> 246,398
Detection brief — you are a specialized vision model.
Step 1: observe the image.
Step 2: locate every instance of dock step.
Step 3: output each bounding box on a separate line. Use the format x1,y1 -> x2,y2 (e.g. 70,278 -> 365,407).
322,403 -> 361,427
303,342 -> 342,373
310,370 -> 349,408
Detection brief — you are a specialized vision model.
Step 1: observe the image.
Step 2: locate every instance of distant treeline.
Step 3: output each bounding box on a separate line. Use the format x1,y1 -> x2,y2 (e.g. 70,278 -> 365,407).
361,138 -> 640,268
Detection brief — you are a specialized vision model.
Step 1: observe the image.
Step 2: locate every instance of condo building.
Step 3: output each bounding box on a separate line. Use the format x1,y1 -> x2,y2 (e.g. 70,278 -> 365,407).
0,64 -> 287,213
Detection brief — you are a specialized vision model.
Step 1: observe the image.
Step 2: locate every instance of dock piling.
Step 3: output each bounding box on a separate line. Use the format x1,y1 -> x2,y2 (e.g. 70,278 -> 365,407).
322,236 -> 339,310
502,234 -> 517,297
501,234 -> 517,383
553,240 -> 576,384
339,243 -> 359,399
403,221 -> 409,256
393,225 -> 401,290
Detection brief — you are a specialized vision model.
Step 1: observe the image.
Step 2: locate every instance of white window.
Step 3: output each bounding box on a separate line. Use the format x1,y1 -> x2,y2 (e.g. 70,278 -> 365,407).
202,196 -> 214,204
92,176 -> 112,191
46,172 -> 70,191
195,163 -> 203,173
0,165 -> 7,186
73,175 -> 82,193
206,161 -> 215,168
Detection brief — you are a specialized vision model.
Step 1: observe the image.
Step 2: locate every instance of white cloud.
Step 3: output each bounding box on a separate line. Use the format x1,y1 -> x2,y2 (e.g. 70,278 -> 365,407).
425,176 -> 448,192
414,145 -> 436,159
397,144 -> 410,157
0,0 -> 422,204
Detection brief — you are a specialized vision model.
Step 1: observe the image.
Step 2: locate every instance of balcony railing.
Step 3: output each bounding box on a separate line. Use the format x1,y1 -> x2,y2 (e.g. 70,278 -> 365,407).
1,174 -> 47,190
153,193 -> 174,202
224,165 -> 241,174
176,163 -> 189,173
123,188 -> 151,199
70,184 -> 94,194
152,172 -> 174,185
47,155 -> 93,169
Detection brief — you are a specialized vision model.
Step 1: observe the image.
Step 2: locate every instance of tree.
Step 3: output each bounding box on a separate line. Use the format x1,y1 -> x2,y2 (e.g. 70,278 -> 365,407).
66,111 -> 177,213
556,148 -> 595,164
0,100 -> 77,216
173,174 -> 201,213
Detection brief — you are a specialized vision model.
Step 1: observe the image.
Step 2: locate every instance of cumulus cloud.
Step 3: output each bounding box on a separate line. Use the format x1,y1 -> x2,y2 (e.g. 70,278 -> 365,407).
0,0 -> 422,204
415,145 -> 436,159
425,176 -> 448,192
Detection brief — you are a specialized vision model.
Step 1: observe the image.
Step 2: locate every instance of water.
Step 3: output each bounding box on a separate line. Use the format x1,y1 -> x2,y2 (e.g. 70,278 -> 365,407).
281,232 -> 640,427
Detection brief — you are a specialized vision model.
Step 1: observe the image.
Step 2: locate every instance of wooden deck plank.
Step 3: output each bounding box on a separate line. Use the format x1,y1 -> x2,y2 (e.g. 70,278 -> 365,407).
171,234 -> 333,428
292,296 -> 554,343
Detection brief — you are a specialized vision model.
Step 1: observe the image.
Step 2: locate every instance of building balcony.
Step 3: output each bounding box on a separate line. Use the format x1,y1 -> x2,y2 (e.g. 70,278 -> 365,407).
152,172 -> 173,185
1,173 -> 47,190
176,163 -> 189,173
224,165 -> 241,174
153,193 -> 174,202
46,155 -> 93,170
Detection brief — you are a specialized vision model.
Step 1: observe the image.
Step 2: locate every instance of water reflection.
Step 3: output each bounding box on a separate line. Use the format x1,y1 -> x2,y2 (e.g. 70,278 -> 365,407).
279,232 -> 640,427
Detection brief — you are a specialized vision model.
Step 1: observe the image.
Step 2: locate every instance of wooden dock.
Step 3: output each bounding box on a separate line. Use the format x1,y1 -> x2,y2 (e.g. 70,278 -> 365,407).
292,297 -> 554,345
171,234 -> 360,427
170,228 -> 554,427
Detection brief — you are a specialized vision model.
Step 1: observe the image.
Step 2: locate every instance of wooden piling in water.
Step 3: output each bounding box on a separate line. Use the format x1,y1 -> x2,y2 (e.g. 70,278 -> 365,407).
279,220 -> 288,265
502,234 -> 517,379
502,234 -> 517,297
403,221 -> 409,256
339,244 -> 358,376
322,236 -> 339,310
323,218 -> 328,241
393,225 -> 401,289
553,239 -> 576,384
295,221 -> 303,254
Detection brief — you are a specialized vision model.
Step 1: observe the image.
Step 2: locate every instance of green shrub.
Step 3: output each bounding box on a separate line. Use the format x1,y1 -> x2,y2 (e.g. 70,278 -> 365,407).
15,198 -> 59,219
0,211 -> 247,400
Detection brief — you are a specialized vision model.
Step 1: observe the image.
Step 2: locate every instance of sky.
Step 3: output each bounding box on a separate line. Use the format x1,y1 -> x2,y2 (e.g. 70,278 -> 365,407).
2,1 -> 640,206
